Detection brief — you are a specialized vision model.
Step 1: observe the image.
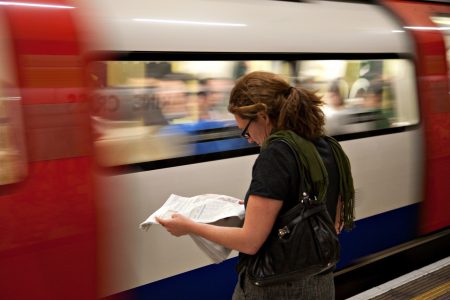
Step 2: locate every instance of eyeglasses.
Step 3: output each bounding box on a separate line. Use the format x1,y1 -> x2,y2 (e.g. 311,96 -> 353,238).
240,119 -> 253,139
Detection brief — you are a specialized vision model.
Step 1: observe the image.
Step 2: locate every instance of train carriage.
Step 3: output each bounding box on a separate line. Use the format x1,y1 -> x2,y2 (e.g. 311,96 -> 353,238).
0,1 -> 449,300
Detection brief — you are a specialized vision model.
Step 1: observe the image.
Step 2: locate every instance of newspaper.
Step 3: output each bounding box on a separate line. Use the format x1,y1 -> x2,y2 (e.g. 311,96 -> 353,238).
140,194 -> 245,263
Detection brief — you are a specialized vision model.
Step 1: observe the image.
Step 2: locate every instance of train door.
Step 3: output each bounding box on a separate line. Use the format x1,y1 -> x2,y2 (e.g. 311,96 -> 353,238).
0,2 -> 96,300
381,0 -> 450,234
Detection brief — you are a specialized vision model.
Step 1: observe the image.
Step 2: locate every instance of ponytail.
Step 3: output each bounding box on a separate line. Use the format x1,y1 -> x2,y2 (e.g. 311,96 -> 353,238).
228,71 -> 325,140
278,86 -> 325,140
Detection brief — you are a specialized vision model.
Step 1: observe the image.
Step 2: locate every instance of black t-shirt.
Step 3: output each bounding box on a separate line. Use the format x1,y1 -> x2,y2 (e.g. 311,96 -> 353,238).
244,138 -> 340,219
238,138 -> 340,269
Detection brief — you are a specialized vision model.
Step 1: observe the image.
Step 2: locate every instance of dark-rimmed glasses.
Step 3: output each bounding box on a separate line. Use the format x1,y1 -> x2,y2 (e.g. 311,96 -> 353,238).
240,119 -> 253,139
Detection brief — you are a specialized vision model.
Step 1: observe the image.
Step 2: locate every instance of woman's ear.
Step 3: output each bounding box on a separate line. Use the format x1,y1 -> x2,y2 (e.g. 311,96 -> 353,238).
257,111 -> 269,123
260,111 -> 272,126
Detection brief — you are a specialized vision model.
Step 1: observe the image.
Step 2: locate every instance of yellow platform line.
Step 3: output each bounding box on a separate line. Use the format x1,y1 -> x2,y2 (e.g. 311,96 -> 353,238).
411,281 -> 450,300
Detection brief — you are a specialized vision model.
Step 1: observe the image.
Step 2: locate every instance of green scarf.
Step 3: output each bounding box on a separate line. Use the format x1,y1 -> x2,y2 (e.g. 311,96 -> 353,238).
262,130 -> 355,230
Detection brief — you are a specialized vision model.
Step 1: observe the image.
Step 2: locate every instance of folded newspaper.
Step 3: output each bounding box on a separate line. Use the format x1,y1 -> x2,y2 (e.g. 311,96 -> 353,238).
140,194 -> 245,263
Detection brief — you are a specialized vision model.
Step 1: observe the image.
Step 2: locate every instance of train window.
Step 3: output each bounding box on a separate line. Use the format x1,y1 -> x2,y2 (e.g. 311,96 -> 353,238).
89,58 -> 418,167
89,60 -> 291,167
0,14 -> 27,185
296,59 -> 419,135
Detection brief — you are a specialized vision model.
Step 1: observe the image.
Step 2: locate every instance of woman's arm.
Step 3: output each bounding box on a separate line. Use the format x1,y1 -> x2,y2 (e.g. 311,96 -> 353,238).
156,195 -> 282,255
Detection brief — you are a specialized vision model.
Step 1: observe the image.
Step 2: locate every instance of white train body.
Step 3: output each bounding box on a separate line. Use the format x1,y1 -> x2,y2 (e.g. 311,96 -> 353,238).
83,0 -> 428,297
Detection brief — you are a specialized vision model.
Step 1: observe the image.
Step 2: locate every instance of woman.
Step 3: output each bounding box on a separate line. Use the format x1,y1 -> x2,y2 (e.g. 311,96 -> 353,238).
157,71 -> 354,299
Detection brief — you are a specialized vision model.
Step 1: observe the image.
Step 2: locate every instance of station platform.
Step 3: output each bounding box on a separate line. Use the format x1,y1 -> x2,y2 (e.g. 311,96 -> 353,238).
346,256 -> 450,300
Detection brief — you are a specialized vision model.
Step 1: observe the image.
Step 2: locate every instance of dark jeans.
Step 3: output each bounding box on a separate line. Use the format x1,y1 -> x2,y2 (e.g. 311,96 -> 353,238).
232,270 -> 335,300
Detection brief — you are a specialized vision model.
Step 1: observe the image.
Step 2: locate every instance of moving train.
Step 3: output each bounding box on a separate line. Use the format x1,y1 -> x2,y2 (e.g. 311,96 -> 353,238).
0,0 -> 449,299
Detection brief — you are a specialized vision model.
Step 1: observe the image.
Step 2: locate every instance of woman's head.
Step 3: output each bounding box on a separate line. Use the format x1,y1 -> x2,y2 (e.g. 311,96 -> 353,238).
228,71 -> 325,142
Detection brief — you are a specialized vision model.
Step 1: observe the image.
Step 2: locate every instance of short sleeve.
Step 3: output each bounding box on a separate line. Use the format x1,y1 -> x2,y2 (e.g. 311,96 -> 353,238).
246,141 -> 299,205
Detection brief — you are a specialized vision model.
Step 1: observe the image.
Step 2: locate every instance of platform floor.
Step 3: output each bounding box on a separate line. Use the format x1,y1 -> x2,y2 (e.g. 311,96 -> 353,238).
346,256 -> 450,300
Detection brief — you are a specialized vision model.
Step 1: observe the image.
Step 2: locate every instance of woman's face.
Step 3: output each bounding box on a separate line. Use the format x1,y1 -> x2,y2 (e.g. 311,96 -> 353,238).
234,113 -> 273,146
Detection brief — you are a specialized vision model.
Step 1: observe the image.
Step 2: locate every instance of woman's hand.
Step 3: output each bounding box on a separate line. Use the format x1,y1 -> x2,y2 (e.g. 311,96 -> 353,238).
335,196 -> 344,234
156,213 -> 195,237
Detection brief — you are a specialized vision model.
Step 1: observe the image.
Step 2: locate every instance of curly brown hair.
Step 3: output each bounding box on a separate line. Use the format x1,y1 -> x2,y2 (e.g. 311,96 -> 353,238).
228,71 -> 325,140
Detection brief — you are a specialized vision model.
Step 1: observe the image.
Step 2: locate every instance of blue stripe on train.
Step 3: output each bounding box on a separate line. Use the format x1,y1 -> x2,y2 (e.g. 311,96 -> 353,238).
104,203 -> 419,300
337,203 -> 418,268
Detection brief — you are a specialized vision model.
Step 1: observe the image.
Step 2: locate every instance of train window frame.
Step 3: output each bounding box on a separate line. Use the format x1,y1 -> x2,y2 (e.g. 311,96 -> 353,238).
88,52 -> 420,172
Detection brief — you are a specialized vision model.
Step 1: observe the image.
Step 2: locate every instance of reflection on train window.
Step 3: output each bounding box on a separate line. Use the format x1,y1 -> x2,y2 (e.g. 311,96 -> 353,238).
88,59 -> 418,166
296,59 -> 419,135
